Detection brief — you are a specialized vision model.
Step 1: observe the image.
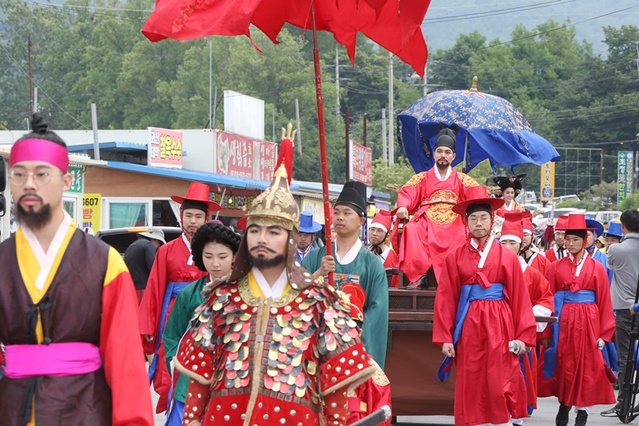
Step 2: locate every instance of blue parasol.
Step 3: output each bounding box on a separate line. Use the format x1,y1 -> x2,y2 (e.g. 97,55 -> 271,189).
398,77 -> 560,173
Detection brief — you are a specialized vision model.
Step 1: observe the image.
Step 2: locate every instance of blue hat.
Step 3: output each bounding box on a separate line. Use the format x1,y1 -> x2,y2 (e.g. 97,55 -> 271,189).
585,219 -> 604,238
606,220 -> 623,238
298,211 -> 322,234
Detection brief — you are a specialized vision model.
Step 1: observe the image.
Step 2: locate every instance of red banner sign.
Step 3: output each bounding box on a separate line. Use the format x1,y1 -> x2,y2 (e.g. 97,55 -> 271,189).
215,131 -> 277,181
148,127 -> 183,168
349,139 -> 372,186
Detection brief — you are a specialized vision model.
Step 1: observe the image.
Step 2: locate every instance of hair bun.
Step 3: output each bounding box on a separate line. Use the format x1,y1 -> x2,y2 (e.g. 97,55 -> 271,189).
30,113 -> 49,134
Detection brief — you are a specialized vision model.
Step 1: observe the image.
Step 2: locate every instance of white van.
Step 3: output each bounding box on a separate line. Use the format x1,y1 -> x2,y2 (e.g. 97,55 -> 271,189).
595,211 -> 621,228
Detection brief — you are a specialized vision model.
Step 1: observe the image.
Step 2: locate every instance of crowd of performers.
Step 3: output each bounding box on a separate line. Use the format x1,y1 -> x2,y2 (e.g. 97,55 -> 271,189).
2,117 -> 638,426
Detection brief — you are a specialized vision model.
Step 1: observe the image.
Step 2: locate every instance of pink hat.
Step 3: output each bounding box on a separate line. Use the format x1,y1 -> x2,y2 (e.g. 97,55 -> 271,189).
554,214 -> 570,231
500,212 -> 525,243
368,210 -> 393,233
522,210 -> 534,234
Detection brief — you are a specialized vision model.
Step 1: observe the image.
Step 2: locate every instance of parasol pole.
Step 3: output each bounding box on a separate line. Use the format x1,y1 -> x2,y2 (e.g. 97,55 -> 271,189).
462,132 -> 469,173
310,3 -> 334,287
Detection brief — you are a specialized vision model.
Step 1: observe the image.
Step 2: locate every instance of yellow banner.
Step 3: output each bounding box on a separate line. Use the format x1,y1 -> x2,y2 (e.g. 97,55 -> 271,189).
82,193 -> 102,234
540,162 -> 555,202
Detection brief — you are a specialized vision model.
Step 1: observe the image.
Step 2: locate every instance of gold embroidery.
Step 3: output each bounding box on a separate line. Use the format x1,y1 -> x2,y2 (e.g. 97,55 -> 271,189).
402,172 -> 427,188
425,190 -> 459,225
458,172 -> 480,187
238,275 -> 300,307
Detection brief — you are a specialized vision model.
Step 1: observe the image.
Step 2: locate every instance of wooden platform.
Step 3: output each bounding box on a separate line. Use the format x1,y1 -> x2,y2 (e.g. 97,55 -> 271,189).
385,288 -> 455,416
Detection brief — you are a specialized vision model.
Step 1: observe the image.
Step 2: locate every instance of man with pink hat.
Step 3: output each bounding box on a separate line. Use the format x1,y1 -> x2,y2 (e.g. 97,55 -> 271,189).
520,210 -> 551,275
138,181 -> 221,413
367,210 -> 399,287
543,212 -> 616,426
433,186 -> 536,426
499,211 -> 554,422
0,114 -> 153,424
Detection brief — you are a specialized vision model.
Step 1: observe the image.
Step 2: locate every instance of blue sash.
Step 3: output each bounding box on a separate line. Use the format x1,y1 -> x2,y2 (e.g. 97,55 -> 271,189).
437,283 -> 505,382
543,290 -> 595,379
148,281 -> 190,383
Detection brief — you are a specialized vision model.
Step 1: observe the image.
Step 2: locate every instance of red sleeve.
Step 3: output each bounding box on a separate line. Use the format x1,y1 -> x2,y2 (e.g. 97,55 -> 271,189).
138,241 -> 171,351
396,173 -> 426,214
527,267 -> 554,312
432,248 -> 463,345
101,248 -> 155,426
503,250 -> 536,347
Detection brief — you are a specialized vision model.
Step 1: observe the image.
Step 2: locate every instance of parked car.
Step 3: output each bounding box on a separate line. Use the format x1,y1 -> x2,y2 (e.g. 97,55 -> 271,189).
533,208 -> 585,228
595,211 -> 622,229
95,226 -> 182,255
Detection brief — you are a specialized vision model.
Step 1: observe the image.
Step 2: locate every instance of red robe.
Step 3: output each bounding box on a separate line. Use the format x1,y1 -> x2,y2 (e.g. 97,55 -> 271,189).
433,239 -> 536,426
521,264 -> 554,413
495,201 -> 526,217
544,254 -> 616,406
379,245 -> 399,287
544,245 -> 566,263
526,251 -> 550,276
137,235 -> 207,413
396,168 -> 481,283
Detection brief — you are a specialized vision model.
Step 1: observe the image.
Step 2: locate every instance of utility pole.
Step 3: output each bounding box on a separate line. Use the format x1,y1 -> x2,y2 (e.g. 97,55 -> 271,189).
423,60 -> 428,96
381,109 -> 387,166
362,114 -> 367,147
345,107 -> 350,182
335,47 -> 340,113
388,53 -> 394,165
28,37 -> 33,119
635,41 -> 639,79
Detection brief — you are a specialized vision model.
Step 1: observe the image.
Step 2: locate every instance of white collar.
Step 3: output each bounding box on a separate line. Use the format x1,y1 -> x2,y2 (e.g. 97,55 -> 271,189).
518,256 -> 528,273
335,238 -> 363,265
433,166 -> 452,181
21,211 -> 73,290
251,266 -> 288,299
380,246 -> 391,262
181,234 -> 194,265
470,236 -> 494,268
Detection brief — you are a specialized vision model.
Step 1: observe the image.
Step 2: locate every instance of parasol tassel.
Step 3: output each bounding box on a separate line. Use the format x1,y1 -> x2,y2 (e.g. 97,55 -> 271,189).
279,123 -> 296,185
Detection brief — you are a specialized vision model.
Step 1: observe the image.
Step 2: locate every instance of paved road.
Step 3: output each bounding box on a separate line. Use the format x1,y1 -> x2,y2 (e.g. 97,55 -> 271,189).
152,389 -> 623,425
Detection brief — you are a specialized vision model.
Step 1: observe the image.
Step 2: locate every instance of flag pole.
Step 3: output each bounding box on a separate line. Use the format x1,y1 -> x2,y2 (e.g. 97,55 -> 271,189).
311,3 -> 334,287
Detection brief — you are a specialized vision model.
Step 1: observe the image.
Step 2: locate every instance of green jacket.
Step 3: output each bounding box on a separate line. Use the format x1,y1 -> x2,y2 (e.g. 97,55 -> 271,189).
163,276 -> 207,403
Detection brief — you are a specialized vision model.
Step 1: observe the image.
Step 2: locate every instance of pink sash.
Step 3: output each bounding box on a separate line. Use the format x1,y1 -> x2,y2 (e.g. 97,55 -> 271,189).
3,342 -> 102,379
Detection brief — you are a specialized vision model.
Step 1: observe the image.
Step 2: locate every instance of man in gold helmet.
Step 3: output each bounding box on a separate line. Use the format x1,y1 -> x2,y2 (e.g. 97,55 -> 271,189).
172,156 -> 377,426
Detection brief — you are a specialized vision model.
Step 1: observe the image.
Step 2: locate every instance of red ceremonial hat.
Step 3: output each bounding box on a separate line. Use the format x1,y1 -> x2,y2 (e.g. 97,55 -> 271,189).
368,210 -> 393,233
452,185 -> 504,216
500,211 -> 525,243
554,214 -> 569,231
563,212 -> 588,231
171,182 -> 221,212
522,210 -> 534,234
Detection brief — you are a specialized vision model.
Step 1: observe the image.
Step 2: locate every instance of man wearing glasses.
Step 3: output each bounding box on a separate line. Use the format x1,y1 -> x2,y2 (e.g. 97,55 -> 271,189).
0,113 -> 153,424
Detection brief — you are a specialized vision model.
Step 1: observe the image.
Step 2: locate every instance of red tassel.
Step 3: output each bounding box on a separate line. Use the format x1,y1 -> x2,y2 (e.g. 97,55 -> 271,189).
277,137 -> 294,185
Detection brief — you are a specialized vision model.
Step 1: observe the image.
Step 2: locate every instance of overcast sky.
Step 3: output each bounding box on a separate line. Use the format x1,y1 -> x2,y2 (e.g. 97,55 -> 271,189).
422,0 -> 639,56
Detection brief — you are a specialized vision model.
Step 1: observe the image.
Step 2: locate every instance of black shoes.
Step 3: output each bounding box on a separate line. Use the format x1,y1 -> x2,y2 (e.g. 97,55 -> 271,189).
556,403 -> 570,426
600,404 -> 620,417
574,410 -> 588,426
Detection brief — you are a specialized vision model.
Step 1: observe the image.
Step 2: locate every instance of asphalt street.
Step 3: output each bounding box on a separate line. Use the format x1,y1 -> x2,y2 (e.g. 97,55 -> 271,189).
152,390 -> 625,425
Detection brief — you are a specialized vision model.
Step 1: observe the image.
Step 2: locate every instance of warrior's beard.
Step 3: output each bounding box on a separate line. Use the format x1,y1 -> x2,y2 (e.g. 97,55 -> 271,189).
249,253 -> 286,269
16,195 -> 52,231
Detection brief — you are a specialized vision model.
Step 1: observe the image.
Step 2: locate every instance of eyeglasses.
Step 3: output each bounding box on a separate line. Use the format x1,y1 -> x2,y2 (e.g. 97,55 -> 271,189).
9,170 -> 63,187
